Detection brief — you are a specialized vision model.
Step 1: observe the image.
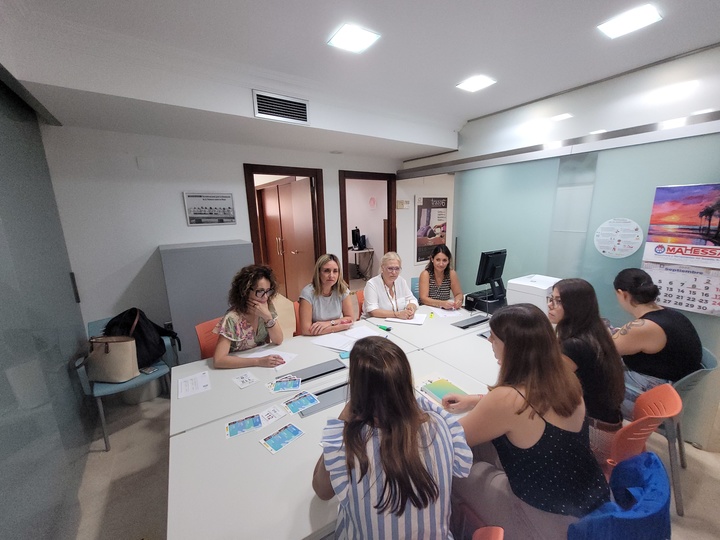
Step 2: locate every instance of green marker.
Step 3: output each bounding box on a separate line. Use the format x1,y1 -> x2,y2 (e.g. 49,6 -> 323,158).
378,325 -> 392,331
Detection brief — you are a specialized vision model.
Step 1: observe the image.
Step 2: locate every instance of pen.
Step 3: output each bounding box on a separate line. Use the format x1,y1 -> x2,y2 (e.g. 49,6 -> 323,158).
378,325 -> 392,331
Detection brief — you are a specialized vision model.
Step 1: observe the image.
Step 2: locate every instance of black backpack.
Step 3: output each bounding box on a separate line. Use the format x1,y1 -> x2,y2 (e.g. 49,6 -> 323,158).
103,307 -> 182,369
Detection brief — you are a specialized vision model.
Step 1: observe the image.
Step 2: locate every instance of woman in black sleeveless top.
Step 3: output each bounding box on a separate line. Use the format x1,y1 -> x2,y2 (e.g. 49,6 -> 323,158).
443,304 -> 608,539
612,268 -> 702,418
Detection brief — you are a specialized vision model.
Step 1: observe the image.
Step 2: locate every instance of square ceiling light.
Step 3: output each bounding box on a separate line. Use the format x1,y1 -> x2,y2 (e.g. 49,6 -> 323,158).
328,24 -> 380,53
598,4 -> 662,39
456,75 -> 497,92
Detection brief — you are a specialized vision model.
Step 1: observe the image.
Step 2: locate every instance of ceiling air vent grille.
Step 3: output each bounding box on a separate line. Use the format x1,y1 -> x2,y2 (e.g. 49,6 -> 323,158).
253,90 -> 309,124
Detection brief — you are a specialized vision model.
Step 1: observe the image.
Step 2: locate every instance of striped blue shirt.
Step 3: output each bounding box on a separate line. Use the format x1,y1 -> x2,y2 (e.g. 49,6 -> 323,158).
322,396 -> 472,539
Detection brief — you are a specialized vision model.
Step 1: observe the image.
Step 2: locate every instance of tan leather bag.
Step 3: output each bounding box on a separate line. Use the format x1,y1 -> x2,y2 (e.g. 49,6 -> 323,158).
87,336 -> 140,383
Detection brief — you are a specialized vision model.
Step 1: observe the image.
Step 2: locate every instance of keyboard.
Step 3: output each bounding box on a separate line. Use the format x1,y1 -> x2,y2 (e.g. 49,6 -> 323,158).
452,313 -> 490,329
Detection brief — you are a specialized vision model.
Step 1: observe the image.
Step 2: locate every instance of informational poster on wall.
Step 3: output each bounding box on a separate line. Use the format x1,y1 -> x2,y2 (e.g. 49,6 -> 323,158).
416,197 -> 447,263
641,183 -> 720,316
593,218 -> 643,258
183,192 -> 236,226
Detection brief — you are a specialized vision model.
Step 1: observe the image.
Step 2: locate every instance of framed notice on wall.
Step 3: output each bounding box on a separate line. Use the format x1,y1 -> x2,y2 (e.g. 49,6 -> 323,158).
641,183 -> 720,316
183,192 -> 236,226
415,197 -> 447,263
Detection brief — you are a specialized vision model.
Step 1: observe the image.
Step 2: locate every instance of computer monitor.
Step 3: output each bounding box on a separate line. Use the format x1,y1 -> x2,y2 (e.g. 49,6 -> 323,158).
475,249 -> 507,300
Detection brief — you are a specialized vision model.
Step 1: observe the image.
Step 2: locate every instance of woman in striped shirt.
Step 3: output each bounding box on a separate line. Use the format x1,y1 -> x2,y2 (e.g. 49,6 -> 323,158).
312,336 -> 472,539
419,245 -> 463,310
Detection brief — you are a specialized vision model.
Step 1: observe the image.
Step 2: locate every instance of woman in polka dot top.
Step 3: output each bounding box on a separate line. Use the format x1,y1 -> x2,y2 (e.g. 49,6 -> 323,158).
443,304 -> 609,539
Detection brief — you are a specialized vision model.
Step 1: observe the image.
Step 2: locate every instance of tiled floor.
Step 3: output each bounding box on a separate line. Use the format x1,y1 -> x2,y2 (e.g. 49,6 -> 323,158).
76,394 -> 720,540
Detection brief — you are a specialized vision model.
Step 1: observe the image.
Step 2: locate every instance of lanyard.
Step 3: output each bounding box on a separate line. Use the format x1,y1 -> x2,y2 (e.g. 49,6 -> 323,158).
384,281 -> 399,312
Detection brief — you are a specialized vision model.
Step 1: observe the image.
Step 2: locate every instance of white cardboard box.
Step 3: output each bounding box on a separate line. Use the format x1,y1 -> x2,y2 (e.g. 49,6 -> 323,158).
506,274 -> 561,314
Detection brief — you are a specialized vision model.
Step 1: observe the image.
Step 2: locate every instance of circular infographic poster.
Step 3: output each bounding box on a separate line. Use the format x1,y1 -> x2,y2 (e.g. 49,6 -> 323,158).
594,218 -> 644,258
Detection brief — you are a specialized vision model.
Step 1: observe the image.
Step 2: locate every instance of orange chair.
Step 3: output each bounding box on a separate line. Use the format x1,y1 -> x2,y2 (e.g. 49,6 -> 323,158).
633,383 -> 685,516
473,526 -> 504,540
355,289 -> 364,320
195,317 -> 222,359
293,301 -> 302,336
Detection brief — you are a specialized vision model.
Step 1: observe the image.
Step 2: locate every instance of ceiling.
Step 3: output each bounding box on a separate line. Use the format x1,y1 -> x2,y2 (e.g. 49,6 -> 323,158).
4,0 -> 720,161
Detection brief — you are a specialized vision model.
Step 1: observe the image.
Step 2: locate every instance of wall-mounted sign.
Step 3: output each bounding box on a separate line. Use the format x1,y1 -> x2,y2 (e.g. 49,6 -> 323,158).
183,192 -> 236,226
415,197 -> 447,263
642,183 -> 720,269
593,218 -> 643,258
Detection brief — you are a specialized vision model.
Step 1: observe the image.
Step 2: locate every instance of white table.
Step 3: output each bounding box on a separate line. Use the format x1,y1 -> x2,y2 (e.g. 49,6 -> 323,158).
169,320 -> 414,436
364,305 -> 490,351
423,331 -> 500,387
167,348 -> 489,540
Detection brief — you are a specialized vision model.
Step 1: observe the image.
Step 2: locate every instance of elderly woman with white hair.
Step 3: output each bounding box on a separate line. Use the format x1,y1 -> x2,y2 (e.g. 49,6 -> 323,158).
363,251 -> 418,320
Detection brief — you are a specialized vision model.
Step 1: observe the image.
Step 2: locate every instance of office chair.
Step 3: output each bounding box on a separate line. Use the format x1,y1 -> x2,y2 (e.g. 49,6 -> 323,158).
195,317 -> 222,360
668,347 -> 718,465
411,276 -> 420,300
604,384 -> 682,515
76,317 -> 170,451
568,452 -> 671,540
293,301 -> 301,336
355,290 -> 364,320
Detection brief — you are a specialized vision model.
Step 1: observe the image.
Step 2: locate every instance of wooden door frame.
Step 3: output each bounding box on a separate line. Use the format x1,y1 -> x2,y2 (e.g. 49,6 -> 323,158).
243,164 -> 326,265
339,171 -> 397,285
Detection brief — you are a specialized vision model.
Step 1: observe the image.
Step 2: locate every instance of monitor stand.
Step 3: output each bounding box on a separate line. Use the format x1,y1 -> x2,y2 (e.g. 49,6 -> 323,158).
476,296 -> 506,314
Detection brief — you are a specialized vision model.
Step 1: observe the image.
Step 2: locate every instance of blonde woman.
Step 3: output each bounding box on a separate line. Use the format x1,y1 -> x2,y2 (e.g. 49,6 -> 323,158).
362,252 -> 418,319
298,254 -> 354,335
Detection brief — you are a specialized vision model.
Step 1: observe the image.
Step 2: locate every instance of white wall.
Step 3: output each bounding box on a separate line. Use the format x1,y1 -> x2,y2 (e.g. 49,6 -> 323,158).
395,174 -> 455,280
345,179 -> 387,277
41,125 -> 399,329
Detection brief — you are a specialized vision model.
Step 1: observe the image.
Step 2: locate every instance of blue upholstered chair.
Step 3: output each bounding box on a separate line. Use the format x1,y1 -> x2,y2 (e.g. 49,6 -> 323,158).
76,317 -> 173,451
568,452 -> 671,540
411,276 -> 420,300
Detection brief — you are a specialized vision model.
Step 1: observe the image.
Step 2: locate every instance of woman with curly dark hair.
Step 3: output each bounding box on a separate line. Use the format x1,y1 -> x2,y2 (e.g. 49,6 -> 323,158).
212,264 -> 284,368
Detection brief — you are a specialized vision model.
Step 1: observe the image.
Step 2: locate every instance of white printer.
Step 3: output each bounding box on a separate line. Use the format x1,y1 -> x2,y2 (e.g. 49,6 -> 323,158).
506,274 -> 561,315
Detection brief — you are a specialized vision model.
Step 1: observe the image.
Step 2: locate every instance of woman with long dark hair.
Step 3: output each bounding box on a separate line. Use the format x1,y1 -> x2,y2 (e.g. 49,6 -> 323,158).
548,278 -> 624,463
444,304 -> 608,539
312,336 -> 472,539
612,268 -> 702,417
419,244 -> 463,310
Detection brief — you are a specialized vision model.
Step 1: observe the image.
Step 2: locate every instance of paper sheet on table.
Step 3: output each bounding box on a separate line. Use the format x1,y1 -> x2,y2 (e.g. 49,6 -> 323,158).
429,310 -> 464,318
385,313 -> 427,325
178,370 -> 211,398
344,326 -> 383,339
311,333 -> 357,351
242,349 -> 299,370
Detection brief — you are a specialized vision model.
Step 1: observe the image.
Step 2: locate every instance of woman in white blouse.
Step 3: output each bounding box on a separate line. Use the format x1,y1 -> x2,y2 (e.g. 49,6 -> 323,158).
363,252 -> 418,320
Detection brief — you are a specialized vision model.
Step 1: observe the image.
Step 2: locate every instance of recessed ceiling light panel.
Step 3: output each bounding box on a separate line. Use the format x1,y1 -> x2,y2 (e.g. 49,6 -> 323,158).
456,75 -> 497,92
328,24 -> 380,53
550,113 -> 573,121
598,4 -> 662,39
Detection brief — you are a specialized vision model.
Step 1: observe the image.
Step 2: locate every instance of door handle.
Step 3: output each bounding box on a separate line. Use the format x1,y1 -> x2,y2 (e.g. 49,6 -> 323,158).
275,237 -> 280,256
291,250 -> 300,255
280,238 -> 285,255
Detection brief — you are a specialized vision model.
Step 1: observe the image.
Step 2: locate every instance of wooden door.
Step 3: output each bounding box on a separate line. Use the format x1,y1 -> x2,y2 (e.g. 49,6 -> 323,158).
260,187 -> 287,297
279,178 -> 316,300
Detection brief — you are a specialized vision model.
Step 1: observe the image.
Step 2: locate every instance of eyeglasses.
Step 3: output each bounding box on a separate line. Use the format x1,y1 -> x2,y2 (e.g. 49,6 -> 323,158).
384,266 -> 402,273
254,288 -> 275,298
546,295 -> 562,307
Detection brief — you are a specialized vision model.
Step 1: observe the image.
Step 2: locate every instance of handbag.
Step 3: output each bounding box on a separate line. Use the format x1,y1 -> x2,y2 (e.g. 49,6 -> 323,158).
86,336 -> 140,383
87,309 -> 141,383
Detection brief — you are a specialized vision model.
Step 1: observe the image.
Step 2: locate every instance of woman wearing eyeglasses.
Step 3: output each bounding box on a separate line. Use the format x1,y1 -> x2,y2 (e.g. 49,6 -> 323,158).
547,279 -> 624,465
363,252 -> 418,319
212,264 -> 285,369
298,254 -> 355,335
